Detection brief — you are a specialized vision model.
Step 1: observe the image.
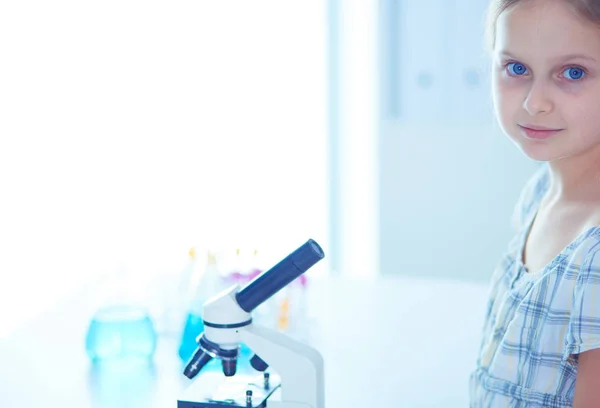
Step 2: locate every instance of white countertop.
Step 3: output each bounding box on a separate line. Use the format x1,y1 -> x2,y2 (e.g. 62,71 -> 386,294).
0,275 -> 489,407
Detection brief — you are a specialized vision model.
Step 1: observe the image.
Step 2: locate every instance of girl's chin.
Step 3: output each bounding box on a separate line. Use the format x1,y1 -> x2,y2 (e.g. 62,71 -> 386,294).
511,139 -> 560,162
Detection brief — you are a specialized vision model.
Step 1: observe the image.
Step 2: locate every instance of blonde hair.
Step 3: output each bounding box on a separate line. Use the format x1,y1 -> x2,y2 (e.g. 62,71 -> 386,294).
485,0 -> 600,52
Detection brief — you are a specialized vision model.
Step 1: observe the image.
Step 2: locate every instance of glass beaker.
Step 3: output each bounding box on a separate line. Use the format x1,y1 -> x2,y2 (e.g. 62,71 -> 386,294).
85,262 -> 157,364
85,304 -> 156,363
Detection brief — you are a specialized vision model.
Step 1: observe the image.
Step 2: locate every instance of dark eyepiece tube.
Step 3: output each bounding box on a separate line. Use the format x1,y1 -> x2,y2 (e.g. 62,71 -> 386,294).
235,239 -> 324,313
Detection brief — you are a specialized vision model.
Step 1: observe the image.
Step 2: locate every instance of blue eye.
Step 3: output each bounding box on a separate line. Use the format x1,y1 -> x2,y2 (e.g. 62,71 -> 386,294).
507,62 -> 528,76
563,66 -> 585,80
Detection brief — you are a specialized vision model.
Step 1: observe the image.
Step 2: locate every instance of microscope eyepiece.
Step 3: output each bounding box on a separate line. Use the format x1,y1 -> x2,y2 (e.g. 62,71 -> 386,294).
235,239 -> 324,313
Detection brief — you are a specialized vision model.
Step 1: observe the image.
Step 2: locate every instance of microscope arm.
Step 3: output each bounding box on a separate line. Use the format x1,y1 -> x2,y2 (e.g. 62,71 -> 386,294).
240,323 -> 325,408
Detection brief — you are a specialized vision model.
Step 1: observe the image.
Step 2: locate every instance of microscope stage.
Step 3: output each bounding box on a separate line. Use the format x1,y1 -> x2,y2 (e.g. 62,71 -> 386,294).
177,370 -> 281,408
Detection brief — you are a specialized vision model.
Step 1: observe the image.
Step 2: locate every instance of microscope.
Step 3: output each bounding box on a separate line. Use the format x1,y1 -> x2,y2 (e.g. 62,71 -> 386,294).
177,239 -> 326,408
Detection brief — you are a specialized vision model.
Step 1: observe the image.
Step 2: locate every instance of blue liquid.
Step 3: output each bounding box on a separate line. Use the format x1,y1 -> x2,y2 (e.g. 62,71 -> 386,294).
85,305 -> 156,363
178,312 -> 205,361
178,312 -> 254,372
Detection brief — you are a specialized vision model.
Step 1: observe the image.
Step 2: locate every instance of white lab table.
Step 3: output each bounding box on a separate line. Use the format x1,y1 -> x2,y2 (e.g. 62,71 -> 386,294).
0,275 -> 489,407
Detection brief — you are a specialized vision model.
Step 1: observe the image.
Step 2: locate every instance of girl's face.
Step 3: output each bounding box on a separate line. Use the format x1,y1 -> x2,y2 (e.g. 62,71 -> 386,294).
492,0 -> 600,162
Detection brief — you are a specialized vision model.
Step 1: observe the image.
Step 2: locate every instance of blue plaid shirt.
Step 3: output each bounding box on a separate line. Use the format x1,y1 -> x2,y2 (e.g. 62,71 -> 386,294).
470,165 -> 600,407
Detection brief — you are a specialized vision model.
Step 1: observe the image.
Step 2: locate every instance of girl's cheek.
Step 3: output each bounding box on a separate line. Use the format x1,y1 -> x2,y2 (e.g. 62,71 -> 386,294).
494,77 -> 521,101
497,73 -> 525,89
556,79 -> 589,95
492,68 -> 520,92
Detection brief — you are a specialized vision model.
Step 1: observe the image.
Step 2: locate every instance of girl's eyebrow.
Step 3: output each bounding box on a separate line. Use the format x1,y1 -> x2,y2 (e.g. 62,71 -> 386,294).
499,50 -> 597,63
498,50 -> 518,59
554,53 -> 598,63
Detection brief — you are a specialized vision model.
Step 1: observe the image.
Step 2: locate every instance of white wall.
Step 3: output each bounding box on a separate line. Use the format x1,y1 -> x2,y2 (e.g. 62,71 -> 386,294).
335,0 -> 381,279
329,0 -> 538,282
0,1 -> 329,337
379,123 -> 538,281
377,0 -> 539,281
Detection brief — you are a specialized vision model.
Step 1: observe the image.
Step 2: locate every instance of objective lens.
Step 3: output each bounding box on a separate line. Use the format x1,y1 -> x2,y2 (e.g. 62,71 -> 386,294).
222,358 -> 237,377
183,348 -> 213,379
182,333 -> 240,379
250,354 -> 269,372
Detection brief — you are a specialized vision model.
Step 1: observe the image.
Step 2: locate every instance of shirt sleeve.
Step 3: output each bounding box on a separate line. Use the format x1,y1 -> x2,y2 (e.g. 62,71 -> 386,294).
563,243 -> 600,363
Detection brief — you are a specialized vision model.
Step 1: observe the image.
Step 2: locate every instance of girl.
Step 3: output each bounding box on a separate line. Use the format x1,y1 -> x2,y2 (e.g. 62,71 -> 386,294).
471,0 -> 600,406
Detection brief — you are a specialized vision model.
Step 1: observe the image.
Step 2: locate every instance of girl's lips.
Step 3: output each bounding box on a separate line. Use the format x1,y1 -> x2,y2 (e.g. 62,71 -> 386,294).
518,125 -> 563,140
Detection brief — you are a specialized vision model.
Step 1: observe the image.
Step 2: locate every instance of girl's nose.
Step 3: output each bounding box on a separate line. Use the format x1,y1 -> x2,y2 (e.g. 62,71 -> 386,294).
523,80 -> 554,116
